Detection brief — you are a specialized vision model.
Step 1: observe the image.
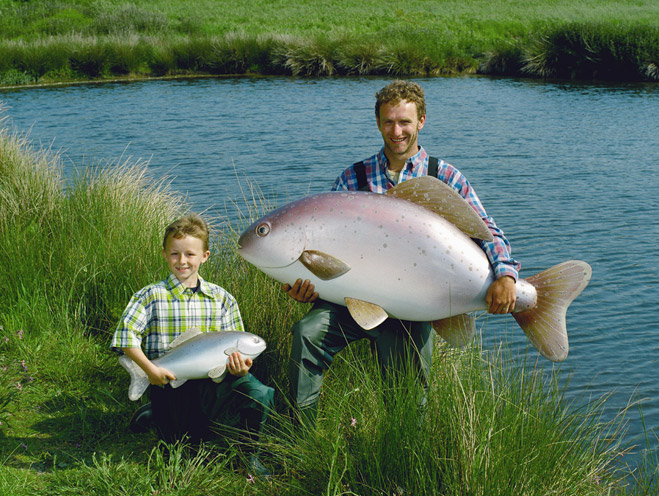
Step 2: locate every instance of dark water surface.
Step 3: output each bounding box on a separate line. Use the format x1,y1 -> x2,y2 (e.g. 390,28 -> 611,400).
2,76 -> 658,465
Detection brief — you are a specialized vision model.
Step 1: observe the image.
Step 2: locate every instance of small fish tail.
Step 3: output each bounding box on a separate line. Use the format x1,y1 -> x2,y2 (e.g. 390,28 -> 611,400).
513,260 -> 592,362
118,355 -> 151,401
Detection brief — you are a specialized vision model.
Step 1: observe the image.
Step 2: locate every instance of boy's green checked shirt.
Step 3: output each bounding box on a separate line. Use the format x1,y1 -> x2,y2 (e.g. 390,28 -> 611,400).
111,273 -> 244,359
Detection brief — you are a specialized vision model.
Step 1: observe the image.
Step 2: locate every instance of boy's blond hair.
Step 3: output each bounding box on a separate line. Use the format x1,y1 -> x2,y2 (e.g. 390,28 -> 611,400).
163,213 -> 210,252
375,80 -> 426,120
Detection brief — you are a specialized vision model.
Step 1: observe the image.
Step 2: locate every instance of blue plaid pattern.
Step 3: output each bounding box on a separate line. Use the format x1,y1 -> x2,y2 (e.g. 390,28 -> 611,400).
111,273 -> 244,359
332,146 -> 520,280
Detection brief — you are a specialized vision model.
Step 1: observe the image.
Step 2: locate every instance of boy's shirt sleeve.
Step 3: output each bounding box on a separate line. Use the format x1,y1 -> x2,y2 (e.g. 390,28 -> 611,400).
111,290 -> 149,351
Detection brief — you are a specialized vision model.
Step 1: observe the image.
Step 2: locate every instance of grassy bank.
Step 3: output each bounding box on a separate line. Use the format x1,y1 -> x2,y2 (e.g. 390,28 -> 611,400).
0,0 -> 658,86
2,110 -> 659,494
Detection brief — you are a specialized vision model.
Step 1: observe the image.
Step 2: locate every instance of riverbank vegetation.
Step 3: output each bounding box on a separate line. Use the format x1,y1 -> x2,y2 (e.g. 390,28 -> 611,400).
2,109 -> 659,494
0,0 -> 658,86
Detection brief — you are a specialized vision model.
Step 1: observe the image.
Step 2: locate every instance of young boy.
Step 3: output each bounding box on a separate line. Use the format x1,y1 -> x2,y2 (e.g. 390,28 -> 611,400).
111,214 -> 273,466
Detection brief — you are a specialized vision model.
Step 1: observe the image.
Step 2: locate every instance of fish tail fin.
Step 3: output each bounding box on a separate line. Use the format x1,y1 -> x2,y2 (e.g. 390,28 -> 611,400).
513,260 -> 592,362
118,355 -> 151,401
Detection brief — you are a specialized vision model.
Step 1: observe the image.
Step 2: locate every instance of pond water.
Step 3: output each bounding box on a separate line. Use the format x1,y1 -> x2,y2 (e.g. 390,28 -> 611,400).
1,75 -> 658,467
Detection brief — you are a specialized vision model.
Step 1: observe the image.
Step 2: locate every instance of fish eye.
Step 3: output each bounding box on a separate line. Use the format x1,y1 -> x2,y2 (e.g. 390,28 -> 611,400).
255,223 -> 270,237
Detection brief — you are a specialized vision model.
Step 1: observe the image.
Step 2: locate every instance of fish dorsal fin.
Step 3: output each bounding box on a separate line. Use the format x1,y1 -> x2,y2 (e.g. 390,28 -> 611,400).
386,176 -> 493,241
208,364 -> 227,383
345,297 -> 389,330
168,327 -> 203,349
300,250 -> 351,280
432,313 -> 476,348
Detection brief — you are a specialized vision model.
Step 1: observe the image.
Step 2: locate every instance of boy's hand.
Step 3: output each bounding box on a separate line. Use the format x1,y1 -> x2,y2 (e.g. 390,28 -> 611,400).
147,366 -> 176,386
227,351 -> 252,377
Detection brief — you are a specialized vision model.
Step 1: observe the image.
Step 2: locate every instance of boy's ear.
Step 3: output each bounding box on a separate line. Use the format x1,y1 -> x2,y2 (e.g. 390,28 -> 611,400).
201,250 -> 210,263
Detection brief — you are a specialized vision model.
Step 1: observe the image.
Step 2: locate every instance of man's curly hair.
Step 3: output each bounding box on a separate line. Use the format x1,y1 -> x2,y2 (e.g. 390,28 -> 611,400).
375,80 -> 426,120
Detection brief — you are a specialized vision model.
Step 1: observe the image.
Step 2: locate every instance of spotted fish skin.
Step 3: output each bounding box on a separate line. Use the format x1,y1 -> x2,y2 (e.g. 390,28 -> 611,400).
237,177 -> 591,362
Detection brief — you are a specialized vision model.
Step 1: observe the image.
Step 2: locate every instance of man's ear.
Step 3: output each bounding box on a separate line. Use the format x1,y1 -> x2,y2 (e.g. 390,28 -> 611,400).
418,114 -> 426,130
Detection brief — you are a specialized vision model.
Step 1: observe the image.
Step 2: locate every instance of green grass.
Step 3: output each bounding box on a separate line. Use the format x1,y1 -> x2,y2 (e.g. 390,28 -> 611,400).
1,109 -> 659,494
0,0 -> 657,84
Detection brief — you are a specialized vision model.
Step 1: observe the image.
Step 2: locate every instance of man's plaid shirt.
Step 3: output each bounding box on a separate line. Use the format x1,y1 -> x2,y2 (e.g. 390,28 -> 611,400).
111,273 -> 244,359
332,146 -> 520,281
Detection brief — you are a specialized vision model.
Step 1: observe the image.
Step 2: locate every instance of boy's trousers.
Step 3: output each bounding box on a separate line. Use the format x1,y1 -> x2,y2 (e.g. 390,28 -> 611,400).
150,373 -> 274,444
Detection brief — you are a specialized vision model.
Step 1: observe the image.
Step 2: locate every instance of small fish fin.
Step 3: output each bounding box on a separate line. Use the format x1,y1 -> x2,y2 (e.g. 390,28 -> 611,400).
432,314 -> 476,348
300,250 -> 351,280
224,346 -> 239,356
386,176 -> 493,241
170,378 -> 187,389
208,364 -> 228,383
345,297 -> 389,330
119,355 -> 150,401
169,328 -> 203,349
513,260 -> 592,362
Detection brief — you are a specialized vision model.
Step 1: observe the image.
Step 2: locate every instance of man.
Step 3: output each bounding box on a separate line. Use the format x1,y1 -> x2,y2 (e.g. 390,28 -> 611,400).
283,80 -> 520,425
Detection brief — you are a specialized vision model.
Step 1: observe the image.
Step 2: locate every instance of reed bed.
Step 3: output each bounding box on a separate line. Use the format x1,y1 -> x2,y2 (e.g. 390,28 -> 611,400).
0,1 -> 657,84
0,110 -> 657,494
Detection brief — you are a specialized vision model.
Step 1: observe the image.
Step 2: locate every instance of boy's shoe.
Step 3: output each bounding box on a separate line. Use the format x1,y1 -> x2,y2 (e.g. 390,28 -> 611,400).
129,403 -> 154,433
247,455 -> 271,479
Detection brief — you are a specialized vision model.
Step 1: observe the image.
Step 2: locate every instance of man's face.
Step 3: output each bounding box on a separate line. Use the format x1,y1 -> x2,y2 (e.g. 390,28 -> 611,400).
376,100 -> 426,166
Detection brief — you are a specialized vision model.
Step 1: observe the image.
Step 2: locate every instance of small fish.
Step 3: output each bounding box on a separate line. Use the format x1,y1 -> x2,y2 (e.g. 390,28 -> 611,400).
119,328 -> 267,401
238,176 -> 591,362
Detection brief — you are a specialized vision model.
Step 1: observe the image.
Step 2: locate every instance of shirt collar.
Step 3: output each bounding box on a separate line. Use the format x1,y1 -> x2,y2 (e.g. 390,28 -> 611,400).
165,273 -> 214,298
377,146 -> 428,176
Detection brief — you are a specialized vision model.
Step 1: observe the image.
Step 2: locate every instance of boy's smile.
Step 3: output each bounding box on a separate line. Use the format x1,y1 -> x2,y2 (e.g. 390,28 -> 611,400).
163,235 -> 210,287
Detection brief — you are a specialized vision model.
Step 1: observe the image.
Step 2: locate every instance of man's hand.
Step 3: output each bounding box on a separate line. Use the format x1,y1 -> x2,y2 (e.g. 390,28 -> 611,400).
486,276 -> 517,314
281,278 -> 318,303
227,351 -> 252,377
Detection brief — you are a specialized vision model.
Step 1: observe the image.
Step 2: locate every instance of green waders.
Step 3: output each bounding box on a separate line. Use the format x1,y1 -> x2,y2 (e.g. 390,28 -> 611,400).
289,300 -> 433,424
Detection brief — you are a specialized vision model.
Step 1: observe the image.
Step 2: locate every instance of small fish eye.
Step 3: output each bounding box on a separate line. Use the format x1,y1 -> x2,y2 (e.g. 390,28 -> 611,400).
256,223 -> 270,237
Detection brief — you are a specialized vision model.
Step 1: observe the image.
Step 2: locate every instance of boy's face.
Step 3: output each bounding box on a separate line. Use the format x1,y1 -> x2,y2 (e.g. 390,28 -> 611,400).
162,235 -> 210,288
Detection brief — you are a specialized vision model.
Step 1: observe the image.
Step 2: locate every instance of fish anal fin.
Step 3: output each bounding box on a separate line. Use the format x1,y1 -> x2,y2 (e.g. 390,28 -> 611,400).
432,314 -> 475,348
208,364 -> 228,383
345,297 -> 389,330
168,328 -> 203,349
300,250 -> 351,280
387,176 -> 493,241
170,378 -> 187,389
513,260 -> 592,362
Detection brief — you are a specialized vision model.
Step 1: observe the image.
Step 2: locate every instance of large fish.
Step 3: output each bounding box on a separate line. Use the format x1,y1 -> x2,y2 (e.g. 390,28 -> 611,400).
119,328 -> 267,401
238,176 -> 591,362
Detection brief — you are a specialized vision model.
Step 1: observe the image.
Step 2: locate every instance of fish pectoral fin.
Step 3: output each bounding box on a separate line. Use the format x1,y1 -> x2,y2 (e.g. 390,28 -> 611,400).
300,250 -> 351,280
170,378 -> 187,389
432,314 -> 476,348
386,176 -> 493,242
208,364 -> 228,383
224,347 -> 239,356
168,327 -> 203,349
345,297 -> 389,330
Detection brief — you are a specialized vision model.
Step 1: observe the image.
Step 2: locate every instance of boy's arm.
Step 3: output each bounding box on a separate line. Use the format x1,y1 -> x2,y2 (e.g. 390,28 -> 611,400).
121,347 -> 176,386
